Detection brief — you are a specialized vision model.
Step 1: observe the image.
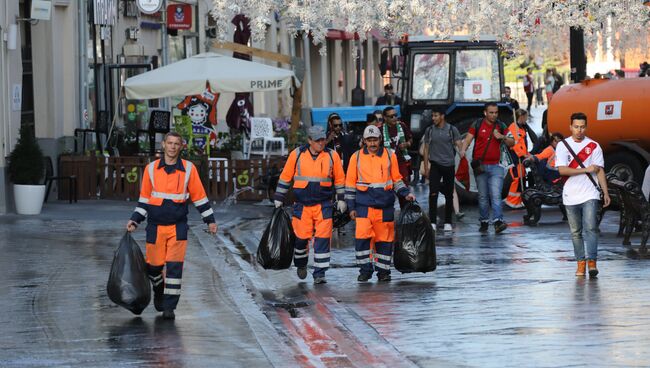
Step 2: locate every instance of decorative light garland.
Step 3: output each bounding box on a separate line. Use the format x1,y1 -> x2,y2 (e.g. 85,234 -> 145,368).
210,0 -> 650,55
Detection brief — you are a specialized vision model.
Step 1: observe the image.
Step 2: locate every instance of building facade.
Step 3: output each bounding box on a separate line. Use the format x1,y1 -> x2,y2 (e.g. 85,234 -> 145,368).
0,0 -> 387,213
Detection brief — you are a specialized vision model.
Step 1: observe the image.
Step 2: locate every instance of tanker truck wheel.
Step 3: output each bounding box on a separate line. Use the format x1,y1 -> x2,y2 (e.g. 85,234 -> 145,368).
605,151 -> 645,184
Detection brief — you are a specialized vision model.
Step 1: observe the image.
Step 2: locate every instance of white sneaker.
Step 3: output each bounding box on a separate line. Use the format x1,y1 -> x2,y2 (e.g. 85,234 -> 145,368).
443,223 -> 453,232
431,223 -> 437,232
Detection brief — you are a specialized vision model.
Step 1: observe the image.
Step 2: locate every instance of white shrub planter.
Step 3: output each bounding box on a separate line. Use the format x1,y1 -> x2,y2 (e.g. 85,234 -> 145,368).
13,184 -> 46,215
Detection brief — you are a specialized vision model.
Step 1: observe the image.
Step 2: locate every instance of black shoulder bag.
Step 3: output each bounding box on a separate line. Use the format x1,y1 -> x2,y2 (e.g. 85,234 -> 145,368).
470,120 -> 494,176
560,139 -> 604,203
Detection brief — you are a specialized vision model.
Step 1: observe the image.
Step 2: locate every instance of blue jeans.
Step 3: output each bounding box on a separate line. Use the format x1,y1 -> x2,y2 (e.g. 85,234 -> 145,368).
475,164 -> 505,223
565,199 -> 600,261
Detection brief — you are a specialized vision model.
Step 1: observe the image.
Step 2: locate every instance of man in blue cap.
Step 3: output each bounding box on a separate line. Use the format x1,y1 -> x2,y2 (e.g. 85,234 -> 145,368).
273,125 -> 347,284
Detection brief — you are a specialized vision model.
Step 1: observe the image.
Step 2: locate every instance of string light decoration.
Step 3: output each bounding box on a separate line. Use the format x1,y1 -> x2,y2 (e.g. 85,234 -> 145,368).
210,0 -> 650,57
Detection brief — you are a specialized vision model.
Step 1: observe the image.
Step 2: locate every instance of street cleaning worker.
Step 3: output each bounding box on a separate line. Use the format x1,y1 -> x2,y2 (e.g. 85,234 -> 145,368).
504,109 -> 530,209
126,132 -> 217,320
525,132 -> 564,184
346,125 -> 415,282
273,126 -> 346,284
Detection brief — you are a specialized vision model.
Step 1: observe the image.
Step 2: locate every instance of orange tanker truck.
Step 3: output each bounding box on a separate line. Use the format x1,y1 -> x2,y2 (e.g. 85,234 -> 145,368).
546,77 -> 650,183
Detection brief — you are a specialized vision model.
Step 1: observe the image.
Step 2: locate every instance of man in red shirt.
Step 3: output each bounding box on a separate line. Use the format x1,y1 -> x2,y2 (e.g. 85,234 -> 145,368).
460,102 -> 515,233
381,107 -> 413,208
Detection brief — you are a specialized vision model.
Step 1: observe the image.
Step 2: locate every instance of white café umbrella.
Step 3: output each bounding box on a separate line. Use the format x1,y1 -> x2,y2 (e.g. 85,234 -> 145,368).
124,52 -> 299,99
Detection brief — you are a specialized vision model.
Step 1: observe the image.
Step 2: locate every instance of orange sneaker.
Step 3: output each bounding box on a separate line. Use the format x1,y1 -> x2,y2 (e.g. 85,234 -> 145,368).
575,261 -> 586,276
588,260 -> 598,278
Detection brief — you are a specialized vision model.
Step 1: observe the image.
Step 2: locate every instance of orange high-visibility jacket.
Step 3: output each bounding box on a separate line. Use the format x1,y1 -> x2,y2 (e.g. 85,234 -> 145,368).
535,145 -> 557,169
345,146 -> 409,209
273,145 -> 346,205
508,122 -> 528,159
131,159 -> 215,225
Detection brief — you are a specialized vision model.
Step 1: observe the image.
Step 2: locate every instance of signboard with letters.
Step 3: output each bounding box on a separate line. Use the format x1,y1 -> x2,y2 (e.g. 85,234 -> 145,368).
167,4 -> 192,30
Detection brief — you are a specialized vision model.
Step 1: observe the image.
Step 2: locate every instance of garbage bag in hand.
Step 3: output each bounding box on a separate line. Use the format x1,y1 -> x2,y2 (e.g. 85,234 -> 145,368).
394,202 -> 437,273
107,232 -> 151,315
257,207 -> 295,269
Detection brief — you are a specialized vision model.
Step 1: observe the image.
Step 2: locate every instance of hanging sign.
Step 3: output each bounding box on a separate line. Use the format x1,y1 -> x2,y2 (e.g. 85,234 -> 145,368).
12,84 -> 22,111
167,4 -> 192,30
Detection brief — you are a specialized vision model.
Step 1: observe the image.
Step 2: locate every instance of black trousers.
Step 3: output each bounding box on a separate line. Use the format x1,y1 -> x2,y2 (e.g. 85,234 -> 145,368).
525,92 -> 534,111
428,161 -> 455,224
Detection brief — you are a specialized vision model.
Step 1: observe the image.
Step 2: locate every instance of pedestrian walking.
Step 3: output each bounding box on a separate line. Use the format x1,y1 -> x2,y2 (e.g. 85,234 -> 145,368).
556,113 -> 611,277
460,102 -> 515,233
382,106 -> 413,208
126,132 -> 217,320
273,126 -> 346,284
552,68 -> 564,93
522,67 -> 535,112
346,125 -> 415,282
421,107 -> 462,232
504,109 -> 530,209
545,69 -> 555,103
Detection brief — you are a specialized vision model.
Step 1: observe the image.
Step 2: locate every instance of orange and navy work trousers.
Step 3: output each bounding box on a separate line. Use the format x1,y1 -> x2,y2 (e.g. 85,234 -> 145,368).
354,206 -> 395,276
505,162 -> 525,208
145,223 -> 189,311
292,203 -> 332,277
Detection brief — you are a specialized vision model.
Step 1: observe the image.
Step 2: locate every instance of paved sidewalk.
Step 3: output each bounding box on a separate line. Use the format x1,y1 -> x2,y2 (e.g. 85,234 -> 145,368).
0,201 -> 293,367
4,198 -> 650,367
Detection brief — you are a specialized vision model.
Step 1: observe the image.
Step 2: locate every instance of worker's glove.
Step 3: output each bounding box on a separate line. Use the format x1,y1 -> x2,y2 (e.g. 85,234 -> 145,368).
337,200 -> 347,213
274,200 -> 283,208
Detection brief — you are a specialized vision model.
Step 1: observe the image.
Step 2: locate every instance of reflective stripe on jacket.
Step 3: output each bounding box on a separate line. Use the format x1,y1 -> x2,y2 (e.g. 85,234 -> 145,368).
345,146 -> 409,209
273,145 -> 346,205
131,159 -> 215,225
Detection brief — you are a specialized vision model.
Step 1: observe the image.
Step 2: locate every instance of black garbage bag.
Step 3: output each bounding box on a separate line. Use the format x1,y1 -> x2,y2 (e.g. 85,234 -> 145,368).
394,202 -> 437,273
257,207 -> 295,269
107,232 -> 151,315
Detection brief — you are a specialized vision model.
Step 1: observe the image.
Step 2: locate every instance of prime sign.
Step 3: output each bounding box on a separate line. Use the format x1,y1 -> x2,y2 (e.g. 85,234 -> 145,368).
251,80 -> 284,89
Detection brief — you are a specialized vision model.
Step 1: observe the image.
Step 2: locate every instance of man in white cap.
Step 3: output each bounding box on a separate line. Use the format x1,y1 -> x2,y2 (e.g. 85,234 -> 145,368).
345,125 -> 415,282
273,125 -> 347,284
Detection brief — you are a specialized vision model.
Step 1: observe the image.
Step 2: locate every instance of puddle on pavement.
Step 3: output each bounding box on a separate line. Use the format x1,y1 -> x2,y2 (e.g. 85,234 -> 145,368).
268,301 -> 310,318
224,231 -> 254,264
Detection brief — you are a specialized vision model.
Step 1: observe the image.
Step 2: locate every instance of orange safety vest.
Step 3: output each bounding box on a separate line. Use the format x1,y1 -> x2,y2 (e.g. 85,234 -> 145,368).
275,146 -> 345,205
508,122 -> 528,158
134,159 -> 213,225
345,147 -> 407,208
535,145 -> 556,169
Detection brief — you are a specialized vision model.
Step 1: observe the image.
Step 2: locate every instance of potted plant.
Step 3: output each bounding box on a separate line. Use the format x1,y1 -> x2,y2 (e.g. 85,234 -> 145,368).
8,125 -> 46,214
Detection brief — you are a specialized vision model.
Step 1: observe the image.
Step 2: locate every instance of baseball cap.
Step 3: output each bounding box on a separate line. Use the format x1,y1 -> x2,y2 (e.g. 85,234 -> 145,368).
363,125 -> 381,139
308,125 -> 326,140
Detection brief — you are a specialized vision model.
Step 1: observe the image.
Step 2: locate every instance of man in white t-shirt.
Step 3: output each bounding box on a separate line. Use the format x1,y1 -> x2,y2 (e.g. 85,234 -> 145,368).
556,112 -> 611,278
